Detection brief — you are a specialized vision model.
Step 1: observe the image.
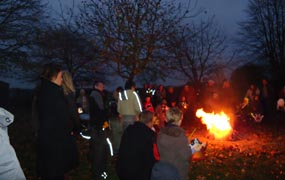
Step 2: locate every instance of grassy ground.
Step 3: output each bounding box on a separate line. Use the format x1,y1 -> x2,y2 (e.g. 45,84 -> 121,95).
187,117 -> 285,180
7,104 -> 285,180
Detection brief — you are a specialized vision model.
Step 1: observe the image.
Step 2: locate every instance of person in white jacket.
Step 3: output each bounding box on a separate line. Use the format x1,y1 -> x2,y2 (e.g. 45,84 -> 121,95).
0,107 -> 26,180
118,80 -> 142,130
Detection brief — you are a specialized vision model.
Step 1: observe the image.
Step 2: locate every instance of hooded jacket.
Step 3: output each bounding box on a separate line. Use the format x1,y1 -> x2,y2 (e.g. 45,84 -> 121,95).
0,107 -> 26,180
157,124 -> 191,180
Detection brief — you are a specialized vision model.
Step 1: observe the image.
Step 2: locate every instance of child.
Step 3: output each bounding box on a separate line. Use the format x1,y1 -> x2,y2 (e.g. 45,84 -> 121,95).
144,96 -> 155,113
178,96 -> 189,112
235,97 -> 251,122
154,99 -> 169,130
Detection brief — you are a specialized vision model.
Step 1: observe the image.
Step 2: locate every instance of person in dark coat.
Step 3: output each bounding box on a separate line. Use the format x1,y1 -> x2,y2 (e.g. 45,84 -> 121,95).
62,70 -> 81,135
166,86 -> 177,107
116,110 -> 157,180
260,78 -> 274,115
89,81 -> 109,180
36,63 -> 79,180
61,70 -> 81,175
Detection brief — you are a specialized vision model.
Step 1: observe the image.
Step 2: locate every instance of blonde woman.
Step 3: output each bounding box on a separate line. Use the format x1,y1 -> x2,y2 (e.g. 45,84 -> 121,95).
36,64 -> 79,179
62,71 -> 81,134
62,71 -> 76,96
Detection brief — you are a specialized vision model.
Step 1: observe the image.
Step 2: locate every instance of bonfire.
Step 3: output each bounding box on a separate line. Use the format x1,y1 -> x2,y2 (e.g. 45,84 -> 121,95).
196,108 -> 233,140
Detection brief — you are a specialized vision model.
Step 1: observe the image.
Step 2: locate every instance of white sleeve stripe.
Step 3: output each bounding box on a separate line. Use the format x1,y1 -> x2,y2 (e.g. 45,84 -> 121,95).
124,90 -> 128,100
133,91 -> 142,112
119,90 -> 128,100
119,92 -> 122,100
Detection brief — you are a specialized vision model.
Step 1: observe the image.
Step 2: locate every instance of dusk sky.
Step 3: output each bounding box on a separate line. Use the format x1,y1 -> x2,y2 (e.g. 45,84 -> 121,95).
195,0 -> 248,36
1,0 -> 249,89
47,0 -> 248,37
46,0 -> 250,89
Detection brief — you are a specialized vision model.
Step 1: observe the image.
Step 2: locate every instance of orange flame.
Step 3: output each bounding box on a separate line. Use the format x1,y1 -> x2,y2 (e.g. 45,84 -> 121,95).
196,108 -> 232,139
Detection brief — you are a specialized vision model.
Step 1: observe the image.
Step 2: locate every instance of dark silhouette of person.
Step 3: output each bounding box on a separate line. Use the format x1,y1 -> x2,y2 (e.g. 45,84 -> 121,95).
116,110 -> 157,180
36,63 -> 79,180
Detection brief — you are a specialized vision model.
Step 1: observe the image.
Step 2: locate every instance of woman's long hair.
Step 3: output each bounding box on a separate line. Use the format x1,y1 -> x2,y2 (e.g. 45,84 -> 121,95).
62,71 -> 76,95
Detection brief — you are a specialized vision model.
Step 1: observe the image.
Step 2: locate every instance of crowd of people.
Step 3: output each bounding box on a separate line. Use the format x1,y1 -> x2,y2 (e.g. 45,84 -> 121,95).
28,62 -> 194,180
68,70 -> 285,180
2,62 -> 285,180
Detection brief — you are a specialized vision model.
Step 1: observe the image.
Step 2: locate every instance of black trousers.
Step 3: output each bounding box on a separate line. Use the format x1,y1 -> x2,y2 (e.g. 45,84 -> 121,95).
89,129 -> 109,180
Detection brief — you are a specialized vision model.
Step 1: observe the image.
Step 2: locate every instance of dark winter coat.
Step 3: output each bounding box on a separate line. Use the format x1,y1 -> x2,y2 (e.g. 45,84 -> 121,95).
89,89 -> 107,130
151,161 -> 181,180
36,79 -> 79,177
157,124 -> 191,180
65,92 -> 81,134
116,121 -> 156,180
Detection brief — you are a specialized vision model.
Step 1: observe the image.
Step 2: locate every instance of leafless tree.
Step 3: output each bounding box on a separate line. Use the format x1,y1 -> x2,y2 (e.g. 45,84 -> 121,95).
237,0 -> 285,86
0,0 -> 43,73
169,18 -> 231,87
78,0 -> 199,82
32,25 -> 106,84
24,0 -> 106,85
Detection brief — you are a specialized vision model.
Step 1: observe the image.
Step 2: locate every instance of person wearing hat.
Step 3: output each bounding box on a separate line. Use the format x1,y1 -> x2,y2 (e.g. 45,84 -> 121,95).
156,107 -> 191,180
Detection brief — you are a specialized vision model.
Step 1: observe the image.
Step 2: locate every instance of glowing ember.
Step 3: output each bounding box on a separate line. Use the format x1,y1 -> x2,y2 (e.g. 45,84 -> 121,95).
196,108 -> 232,139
